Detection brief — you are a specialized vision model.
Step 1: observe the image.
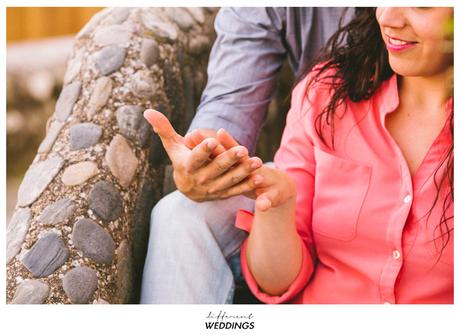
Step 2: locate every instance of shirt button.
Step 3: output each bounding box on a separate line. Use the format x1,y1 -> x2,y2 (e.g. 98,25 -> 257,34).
403,194 -> 412,204
392,250 -> 401,260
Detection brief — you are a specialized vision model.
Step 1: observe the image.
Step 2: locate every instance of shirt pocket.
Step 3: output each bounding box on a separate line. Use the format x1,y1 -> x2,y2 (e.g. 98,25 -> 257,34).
312,147 -> 372,241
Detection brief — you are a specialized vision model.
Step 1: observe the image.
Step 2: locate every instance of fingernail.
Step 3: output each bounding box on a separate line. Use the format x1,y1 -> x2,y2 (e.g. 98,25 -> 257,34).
236,149 -> 245,158
207,140 -> 217,150
251,161 -> 260,169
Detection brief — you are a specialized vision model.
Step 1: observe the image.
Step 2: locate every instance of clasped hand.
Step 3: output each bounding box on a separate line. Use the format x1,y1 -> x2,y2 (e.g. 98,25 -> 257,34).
144,109 -> 296,211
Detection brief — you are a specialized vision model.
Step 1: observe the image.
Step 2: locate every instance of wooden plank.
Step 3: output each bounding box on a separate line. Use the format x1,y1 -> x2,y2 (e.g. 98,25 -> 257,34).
6,7 -> 104,42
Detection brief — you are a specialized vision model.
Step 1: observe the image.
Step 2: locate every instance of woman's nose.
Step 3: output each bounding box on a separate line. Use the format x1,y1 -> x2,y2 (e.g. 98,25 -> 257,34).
376,7 -> 407,29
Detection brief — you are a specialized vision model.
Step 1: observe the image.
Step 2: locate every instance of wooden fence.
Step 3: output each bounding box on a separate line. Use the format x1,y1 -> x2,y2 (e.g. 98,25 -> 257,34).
7,7 -> 103,42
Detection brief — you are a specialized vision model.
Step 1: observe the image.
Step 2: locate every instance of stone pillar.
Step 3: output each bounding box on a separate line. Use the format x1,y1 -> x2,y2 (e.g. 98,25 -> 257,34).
6,7 -> 217,304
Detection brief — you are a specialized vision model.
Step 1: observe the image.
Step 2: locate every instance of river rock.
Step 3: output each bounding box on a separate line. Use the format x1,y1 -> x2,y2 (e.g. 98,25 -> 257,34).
164,7 -> 195,30
116,105 -> 151,147
61,161 -> 99,186
17,155 -> 64,207
141,11 -> 178,41
11,280 -> 49,304
140,38 -> 159,67
69,123 -> 102,150
63,52 -> 83,84
37,120 -> 64,154
100,7 -> 132,26
62,266 -> 98,304
88,181 -> 123,222
105,135 -> 139,188
76,8 -> 112,39
87,76 -> 112,117
72,218 -> 115,264
22,232 -> 69,277
130,69 -> 156,99
38,198 -> 76,225
94,24 -> 133,47
7,208 -> 32,263
93,46 -> 127,76
55,81 -> 82,122
185,7 -> 205,24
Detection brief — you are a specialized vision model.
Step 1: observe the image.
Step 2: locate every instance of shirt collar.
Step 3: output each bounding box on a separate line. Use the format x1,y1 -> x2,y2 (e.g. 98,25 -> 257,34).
376,73 -> 453,123
375,74 -> 399,125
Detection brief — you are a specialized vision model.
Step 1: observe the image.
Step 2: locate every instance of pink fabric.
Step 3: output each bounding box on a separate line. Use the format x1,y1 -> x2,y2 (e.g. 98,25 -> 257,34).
235,68 -> 453,304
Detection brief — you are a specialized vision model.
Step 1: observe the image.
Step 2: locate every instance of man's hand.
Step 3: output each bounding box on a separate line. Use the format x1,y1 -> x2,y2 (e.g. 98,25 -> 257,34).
143,109 -> 263,201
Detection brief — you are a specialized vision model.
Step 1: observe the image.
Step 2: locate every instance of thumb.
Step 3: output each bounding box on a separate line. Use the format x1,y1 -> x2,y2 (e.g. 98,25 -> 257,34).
144,109 -> 185,151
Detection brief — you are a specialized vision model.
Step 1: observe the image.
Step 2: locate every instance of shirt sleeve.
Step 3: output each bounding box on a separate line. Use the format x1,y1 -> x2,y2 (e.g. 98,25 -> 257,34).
235,74 -> 319,304
187,7 -> 287,155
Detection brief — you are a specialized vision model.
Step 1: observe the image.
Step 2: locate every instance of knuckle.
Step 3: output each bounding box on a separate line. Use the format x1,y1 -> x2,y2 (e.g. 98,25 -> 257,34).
215,160 -> 228,172
231,175 -> 241,184
196,176 -> 207,185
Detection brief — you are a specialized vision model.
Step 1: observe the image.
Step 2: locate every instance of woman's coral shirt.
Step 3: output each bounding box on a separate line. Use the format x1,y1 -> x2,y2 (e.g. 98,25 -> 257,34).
235,70 -> 453,304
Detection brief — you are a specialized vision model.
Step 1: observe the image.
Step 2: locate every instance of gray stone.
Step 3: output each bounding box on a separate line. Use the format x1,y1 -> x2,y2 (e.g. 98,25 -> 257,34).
140,38 -> 159,67
93,46 -> 126,76
69,123 -> 102,150
164,7 -> 195,30
93,298 -> 109,304
63,52 -> 83,84
116,105 -> 151,147
88,181 -> 123,222
162,164 -> 177,195
17,155 -> 64,207
61,161 -> 99,186
76,8 -> 112,39
37,120 -> 64,154
105,135 -> 139,188
7,208 -> 32,263
93,24 -> 133,47
55,81 -> 82,122
188,35 -> 211,55
185,7 -> 205,24
87,76 -> 112,117
141,11 -> 178,41
22,232 -> 69,277
62,266 -> 98,304
11,279 -> 49,304
116,240 -> 133,303
130,69 -> 156,99
72,218 -> 115,264
100,7 -> 132,26
38,198 -> 76,225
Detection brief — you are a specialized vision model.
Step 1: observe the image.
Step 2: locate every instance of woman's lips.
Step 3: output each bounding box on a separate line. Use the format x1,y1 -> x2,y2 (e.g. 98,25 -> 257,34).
385,35 -> 418,52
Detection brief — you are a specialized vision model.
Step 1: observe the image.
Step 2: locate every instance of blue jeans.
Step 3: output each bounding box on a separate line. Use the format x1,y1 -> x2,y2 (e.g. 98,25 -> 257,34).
140,190 -> 255,303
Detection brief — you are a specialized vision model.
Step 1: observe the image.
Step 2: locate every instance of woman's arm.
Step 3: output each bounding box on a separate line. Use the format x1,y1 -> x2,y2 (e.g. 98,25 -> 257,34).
244,166 -> 304,296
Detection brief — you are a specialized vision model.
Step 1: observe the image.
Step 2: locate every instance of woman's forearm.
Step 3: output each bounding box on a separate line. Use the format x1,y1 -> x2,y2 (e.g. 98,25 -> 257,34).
245,196 -> 303,296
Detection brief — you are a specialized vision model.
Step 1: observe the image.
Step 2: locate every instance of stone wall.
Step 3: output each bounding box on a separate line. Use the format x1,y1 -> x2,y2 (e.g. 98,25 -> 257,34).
6,7 -> 217,304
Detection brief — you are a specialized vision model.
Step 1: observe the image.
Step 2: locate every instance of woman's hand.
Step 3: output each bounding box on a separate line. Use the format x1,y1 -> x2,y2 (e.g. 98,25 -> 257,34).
249,165 -> 297,212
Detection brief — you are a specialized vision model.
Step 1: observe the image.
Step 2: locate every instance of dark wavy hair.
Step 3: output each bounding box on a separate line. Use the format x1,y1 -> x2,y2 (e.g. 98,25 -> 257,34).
295,8 -> 453,261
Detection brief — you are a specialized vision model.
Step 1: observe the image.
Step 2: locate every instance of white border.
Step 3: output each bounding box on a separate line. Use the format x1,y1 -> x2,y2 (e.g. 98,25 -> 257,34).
2,2 -> 458,335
